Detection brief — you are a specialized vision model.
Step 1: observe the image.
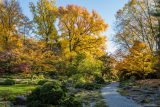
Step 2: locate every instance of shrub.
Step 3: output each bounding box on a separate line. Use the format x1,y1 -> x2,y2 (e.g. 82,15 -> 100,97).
75,83 -> 84,89
2,79 -> 15,85
84,83 -> 102,90
62,95 -> 82,107
75,83 -> 102,90
27,100 -> 53,107
0,90 -> 12,101
129,76 -> 136,82
27,81 -> 66,106
37,79 -> 49,85
66,64 -> 77,77
27,81 -> 82,107
95,76 -> 105,84
31,74 -> 45,80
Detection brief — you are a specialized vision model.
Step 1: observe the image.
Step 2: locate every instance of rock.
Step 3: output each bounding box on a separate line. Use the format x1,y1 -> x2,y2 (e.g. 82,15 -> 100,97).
0,101 -> 14,106
131,95 -> 144,103
132,97 -> 140,101
152,86 -> 159,89
14,96 -> 26,105
90,101 -> 96,107
141,98 -> 151,103
131,88 -> 141,92
132,86 -> 140,89
130,95 -> 140,98
126,96 -> 131,99
155,100 -> 160,105
157,88 -> 160,95
143,104 -> 157,107
123,86 -> 131,90
141,90 -> 155,94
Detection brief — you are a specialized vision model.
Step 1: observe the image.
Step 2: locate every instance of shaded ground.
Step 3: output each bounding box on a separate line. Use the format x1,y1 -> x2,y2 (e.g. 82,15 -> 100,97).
101,82 -> 141,107
119,79 -> 160,107
136,79 -> 160,87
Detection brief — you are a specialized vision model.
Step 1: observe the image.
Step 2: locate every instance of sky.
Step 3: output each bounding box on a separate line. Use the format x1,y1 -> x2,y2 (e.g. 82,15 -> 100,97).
18,0 -> 129,53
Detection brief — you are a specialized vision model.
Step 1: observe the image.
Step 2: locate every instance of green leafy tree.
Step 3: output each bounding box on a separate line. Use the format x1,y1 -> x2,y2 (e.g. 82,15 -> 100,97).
77,54 -> 103,82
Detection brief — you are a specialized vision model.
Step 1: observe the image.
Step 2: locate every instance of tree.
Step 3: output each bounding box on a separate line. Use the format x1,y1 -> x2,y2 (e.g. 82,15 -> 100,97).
99,54 -> 116,79
58,5 -> 108,62
0,0 -> 29,50
116,41 -> 154,79
0,0 -> 30,73
77,54 -> 103,82
150,0 -> 160,76
151,0 -> 160,50
30,0 -> 58,50
115,0 -> 157,52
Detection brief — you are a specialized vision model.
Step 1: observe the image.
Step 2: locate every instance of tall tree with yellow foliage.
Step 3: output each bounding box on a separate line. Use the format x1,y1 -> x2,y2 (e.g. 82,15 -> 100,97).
58,5 -> 108,62
116,41 -> 154,79
30,0 -> 58,50
0,0 -> 29,50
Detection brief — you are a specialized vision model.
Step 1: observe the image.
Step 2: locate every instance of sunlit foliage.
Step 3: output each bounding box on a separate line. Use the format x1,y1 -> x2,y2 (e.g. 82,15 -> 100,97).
0,0 -> 109,82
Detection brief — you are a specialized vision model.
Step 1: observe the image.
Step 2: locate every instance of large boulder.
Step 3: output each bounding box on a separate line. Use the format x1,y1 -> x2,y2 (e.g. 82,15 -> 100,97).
14,96 -> 26,105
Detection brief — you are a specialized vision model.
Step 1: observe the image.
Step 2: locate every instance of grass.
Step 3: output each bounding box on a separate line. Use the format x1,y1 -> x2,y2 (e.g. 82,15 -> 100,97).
0,84 -> 36,101
0,74 -> 109,106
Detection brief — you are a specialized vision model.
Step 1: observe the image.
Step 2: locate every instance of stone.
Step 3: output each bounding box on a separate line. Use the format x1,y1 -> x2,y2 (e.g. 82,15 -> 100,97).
157,88 -> 160,95
143,104 -> 157,107
152,86 -> 159,89
131,88 -> 141,92
155,100 -> 160,105
141,98 -> 151,103
14,96 -> 26,105
123,86 -> 131,90
141,90 -> 155,94
0,101 -> 14,106
131,95 -> 144,103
